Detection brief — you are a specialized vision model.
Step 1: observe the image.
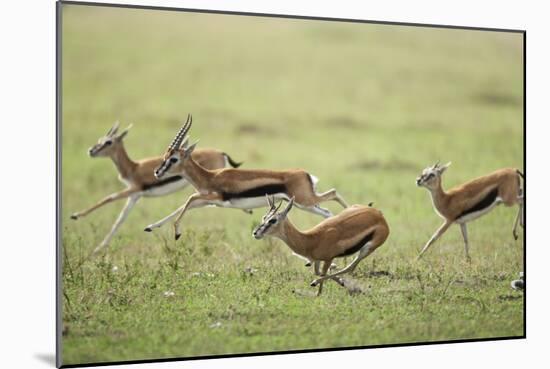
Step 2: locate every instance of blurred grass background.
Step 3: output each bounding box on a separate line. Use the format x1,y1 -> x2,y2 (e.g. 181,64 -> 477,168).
61,4 -> 523,365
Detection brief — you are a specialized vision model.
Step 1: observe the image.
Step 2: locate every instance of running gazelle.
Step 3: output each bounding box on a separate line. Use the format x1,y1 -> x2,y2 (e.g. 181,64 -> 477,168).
70,119 -> 244,253
144,116 -> 349,240
416,162 -> 524,261
252,196 -> 390,295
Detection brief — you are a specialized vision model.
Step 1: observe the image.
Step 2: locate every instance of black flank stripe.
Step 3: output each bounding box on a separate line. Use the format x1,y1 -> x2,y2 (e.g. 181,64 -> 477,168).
142,175 -> 184,191
336,232 -> 374,258
456,188 -> 499,220
221,184 -> 287,201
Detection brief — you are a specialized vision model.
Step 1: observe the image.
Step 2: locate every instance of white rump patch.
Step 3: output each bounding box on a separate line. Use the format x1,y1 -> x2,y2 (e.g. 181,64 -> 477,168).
308,174 -> 319,190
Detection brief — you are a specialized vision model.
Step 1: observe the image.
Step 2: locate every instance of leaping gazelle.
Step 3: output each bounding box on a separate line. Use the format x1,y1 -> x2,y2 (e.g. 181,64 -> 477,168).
252,196 -> 390,295
144,116 -> 349,240
416,162 -> 524,261
70,118 -> 244,253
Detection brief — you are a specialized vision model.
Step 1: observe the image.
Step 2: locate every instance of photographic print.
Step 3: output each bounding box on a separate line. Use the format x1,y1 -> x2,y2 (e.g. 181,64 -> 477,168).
58,1 -> 524,366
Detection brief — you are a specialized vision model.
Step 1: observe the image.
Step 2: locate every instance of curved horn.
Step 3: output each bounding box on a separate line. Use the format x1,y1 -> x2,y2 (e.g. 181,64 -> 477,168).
168,114 -> 193,150
265,194 -> 275,209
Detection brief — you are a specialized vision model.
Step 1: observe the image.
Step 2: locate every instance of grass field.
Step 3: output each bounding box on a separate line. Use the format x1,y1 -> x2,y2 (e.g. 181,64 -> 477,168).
60,4 -> 524,366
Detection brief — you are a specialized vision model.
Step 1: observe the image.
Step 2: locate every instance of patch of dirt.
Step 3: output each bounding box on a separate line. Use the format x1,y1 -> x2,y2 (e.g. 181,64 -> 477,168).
474,92 -> 521,107
324,116 -> 365,130
350,159 -> 418,172
236,123 -> 277,136
498,294 -> 523,301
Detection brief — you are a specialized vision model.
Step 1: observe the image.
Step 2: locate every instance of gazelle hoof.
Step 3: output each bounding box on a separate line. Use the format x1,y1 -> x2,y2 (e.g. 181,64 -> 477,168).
70,214 -> 78,220
310,280 -> 319,287
175,233 -> 181,240
513,232 -> 518,240
305,262 -> 312,267
144,227 -> 152,232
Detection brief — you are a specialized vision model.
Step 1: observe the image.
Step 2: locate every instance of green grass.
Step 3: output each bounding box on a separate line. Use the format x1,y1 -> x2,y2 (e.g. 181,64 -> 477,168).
60,4 -> 524,365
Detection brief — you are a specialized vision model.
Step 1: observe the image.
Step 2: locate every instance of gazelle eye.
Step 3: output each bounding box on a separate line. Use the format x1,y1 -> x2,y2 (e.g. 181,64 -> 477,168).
105,140 -> 112,145
268,218 -> 277,224
170,157 -> 178,163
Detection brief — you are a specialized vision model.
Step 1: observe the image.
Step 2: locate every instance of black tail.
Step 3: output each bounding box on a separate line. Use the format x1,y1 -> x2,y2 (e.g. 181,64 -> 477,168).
516,170 -> 524,179
224,153 -> 243,168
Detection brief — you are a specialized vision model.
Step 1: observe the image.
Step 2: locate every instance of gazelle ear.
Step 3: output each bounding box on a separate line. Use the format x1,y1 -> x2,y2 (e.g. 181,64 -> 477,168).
179,135 -> 190,149
107,121 -> 120,136
438,162 -> 452,174
116,124 -> 133,141
184,140 -> 199,157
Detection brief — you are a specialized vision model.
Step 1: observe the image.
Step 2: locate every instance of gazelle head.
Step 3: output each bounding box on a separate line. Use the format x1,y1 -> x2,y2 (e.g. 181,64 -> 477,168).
252,196 -> 295,240
154,114 -> 198,179
416,161 -> 452,190
88,121 -> 132,157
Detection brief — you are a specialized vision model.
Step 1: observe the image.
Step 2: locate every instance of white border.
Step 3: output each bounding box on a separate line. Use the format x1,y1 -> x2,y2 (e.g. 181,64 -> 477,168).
1,1 -> 548,368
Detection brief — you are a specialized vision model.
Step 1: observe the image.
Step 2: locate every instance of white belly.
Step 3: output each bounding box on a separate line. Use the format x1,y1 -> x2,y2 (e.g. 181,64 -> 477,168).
456,197 -> 502,224
143,179 -> 190,197
222,193 -> 290,209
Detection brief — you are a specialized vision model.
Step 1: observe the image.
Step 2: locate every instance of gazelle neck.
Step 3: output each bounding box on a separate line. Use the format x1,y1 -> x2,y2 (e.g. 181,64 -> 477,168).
427,180 -> 450,214
181,157 -> 215,189
109,142 -> 136,179
276,219 -> 314,258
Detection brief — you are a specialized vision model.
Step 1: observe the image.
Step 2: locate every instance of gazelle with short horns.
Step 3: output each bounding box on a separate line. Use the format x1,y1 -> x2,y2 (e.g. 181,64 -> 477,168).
144,116 -> 349,240
70,117 -> 244,253
252,196 -> 389,295
416,161 -> 524,261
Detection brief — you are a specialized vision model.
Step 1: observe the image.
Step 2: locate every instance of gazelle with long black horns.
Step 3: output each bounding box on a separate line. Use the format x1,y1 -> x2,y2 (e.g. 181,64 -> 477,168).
70,117 -> 244,253
252,196 -> 389,295
145,115 -> 349,240
416,162 -> 524,261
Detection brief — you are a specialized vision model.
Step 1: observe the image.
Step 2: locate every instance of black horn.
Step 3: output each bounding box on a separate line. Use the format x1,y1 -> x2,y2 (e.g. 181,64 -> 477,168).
168,114 -> 193,150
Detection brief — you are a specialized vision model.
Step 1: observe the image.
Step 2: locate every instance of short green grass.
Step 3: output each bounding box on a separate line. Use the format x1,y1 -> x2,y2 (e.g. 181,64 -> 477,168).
60,5 -> 524,365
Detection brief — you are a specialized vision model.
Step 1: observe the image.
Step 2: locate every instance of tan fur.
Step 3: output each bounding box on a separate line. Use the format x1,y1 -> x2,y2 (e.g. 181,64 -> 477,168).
154,148 -> 349,240
254,202 -> 389,295
430,168 -> 521,220
281,205 -> 389,262
417,164 -> 523,260
167,149 -> 345,207
71,126 -> 235,253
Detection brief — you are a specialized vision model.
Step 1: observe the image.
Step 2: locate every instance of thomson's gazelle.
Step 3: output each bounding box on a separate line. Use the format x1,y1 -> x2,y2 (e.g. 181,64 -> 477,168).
252,196 -> 389,295
416,162 -> 524,261
144,116 -> 349,240
70,119 -> 243,253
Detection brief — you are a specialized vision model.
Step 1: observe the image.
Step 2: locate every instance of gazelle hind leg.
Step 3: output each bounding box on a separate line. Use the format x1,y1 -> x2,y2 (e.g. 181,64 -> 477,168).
316,189 -> 349,208
94,195 -> 140,254
295,203 -> 333,218
513,195 -> 524,239
460,223 -> 471,262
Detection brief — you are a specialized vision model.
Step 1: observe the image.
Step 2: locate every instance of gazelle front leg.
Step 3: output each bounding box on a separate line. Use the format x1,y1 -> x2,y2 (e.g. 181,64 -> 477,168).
71,188 -> 137,220
312,243 -> 374,286
173,192 -> 222,240
459,223 -> 471,262
315,261 -> 332,296
144,204 -> 187,232
93,195 -> 140,254
416,220 -> 453,260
